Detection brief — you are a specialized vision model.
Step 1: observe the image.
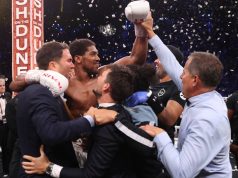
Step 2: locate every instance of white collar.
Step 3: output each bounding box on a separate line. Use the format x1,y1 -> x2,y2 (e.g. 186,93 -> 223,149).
98,103 -> 116,108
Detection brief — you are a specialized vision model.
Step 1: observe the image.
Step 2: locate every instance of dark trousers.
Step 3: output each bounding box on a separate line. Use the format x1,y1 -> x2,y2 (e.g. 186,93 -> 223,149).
8,140 -> 21,178
0,123 -> 9,175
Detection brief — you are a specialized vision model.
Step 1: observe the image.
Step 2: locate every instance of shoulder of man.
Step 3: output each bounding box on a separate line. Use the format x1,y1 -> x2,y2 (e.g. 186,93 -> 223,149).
116,104 -> 133,121
4,91 -> 12,101
169,90 -> 186,107
19,84 -> 54,102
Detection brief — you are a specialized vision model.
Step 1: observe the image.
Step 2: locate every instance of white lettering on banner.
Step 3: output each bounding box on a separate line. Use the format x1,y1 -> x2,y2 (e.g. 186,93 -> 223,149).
12,0 -> 44,78
16,0 -> 27,6
34,8 -> 42,21
34,40 -> 42,51
34,26 -> 41,37
16,52 -> 28,64
34,0 -> 42,8
17,66 -> 28,75
16,25 -> 28,36
16,38 -> 28,51
16,7 -> 27,19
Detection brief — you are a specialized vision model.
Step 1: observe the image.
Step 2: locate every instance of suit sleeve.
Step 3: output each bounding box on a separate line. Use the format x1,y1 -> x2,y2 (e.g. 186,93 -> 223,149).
60,125 -> 124,178
30,87 -> 92,146
149,35 -> 183,91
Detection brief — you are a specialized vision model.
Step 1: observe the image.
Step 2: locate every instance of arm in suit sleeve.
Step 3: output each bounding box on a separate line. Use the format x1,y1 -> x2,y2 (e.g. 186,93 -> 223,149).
30,87 -> 93,146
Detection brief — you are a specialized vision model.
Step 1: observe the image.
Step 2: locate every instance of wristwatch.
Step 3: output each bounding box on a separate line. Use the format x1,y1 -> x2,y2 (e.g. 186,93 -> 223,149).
45,162 -> 54,175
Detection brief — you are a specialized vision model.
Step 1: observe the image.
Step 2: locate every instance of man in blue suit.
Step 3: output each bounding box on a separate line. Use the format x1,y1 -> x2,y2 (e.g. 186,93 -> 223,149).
16,41 -> 117,178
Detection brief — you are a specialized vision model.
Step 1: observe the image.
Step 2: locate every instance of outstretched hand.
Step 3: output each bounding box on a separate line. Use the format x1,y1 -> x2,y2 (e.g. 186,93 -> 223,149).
22,145 -> 50,174
140,124 -> 164,137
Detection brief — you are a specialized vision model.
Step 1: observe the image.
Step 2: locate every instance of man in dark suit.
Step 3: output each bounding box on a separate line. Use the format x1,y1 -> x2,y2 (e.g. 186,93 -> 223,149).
0,75 -> 12,177
16,41 -> 117,178
22,64 -> 160,178
5,95 -> 20,178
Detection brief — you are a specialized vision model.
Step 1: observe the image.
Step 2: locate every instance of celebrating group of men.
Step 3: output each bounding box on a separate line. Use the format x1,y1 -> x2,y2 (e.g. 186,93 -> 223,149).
0,1 -> 233,178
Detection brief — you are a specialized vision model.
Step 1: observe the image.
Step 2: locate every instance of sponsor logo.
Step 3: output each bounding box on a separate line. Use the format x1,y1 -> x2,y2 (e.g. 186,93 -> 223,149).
157,88 -> 165,97
180,92 -> 186,100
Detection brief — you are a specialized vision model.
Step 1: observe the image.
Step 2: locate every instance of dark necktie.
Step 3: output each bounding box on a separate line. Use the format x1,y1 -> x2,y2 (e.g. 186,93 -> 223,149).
0,95 -> 5,99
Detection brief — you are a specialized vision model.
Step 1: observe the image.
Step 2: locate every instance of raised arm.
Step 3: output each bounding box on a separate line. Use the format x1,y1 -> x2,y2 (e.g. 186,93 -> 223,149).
141,12 -> 184,90
115,29 -> 148,65
115,0 -> 150,66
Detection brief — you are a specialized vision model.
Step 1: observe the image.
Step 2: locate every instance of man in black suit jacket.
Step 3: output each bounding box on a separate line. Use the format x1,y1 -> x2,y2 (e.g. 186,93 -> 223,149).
22,64 -> 161,178
5,95 -> 20,178
16,42 -> 117,178
0,75 -> 12,177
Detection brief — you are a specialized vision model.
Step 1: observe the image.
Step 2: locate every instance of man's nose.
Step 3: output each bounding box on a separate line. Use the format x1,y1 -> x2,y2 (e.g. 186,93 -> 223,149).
71,62 -> 75,69
96,55 -> 100,61
154,59 -> 160,64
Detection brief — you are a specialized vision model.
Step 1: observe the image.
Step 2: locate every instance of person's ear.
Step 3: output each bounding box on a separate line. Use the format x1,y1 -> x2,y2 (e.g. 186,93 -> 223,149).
48,61 -> 58,70
103,83 -> 111,92
74,55 -> 82,64
192,75 -> 199,87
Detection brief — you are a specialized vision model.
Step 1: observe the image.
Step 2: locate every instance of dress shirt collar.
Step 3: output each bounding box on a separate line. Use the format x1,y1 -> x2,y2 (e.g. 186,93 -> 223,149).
98,103 -> 116,108
187,90 -> 216,107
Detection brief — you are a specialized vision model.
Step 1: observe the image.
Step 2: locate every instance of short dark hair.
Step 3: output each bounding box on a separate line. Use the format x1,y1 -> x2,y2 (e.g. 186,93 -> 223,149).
188,52 -> 223,87
69,39 -> 95,59
36,41 -> 69,70
102,64 -> 135,103
167,45 -> 184,65
127,64 -> 156,91
0,75 -> 6,79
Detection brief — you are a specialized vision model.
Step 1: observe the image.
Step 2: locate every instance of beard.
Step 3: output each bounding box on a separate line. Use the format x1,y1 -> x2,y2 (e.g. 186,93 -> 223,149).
157,70 -> 167,79
92,89 -> 102,98
88,70 -> 98,78
83,65 -> 99,78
